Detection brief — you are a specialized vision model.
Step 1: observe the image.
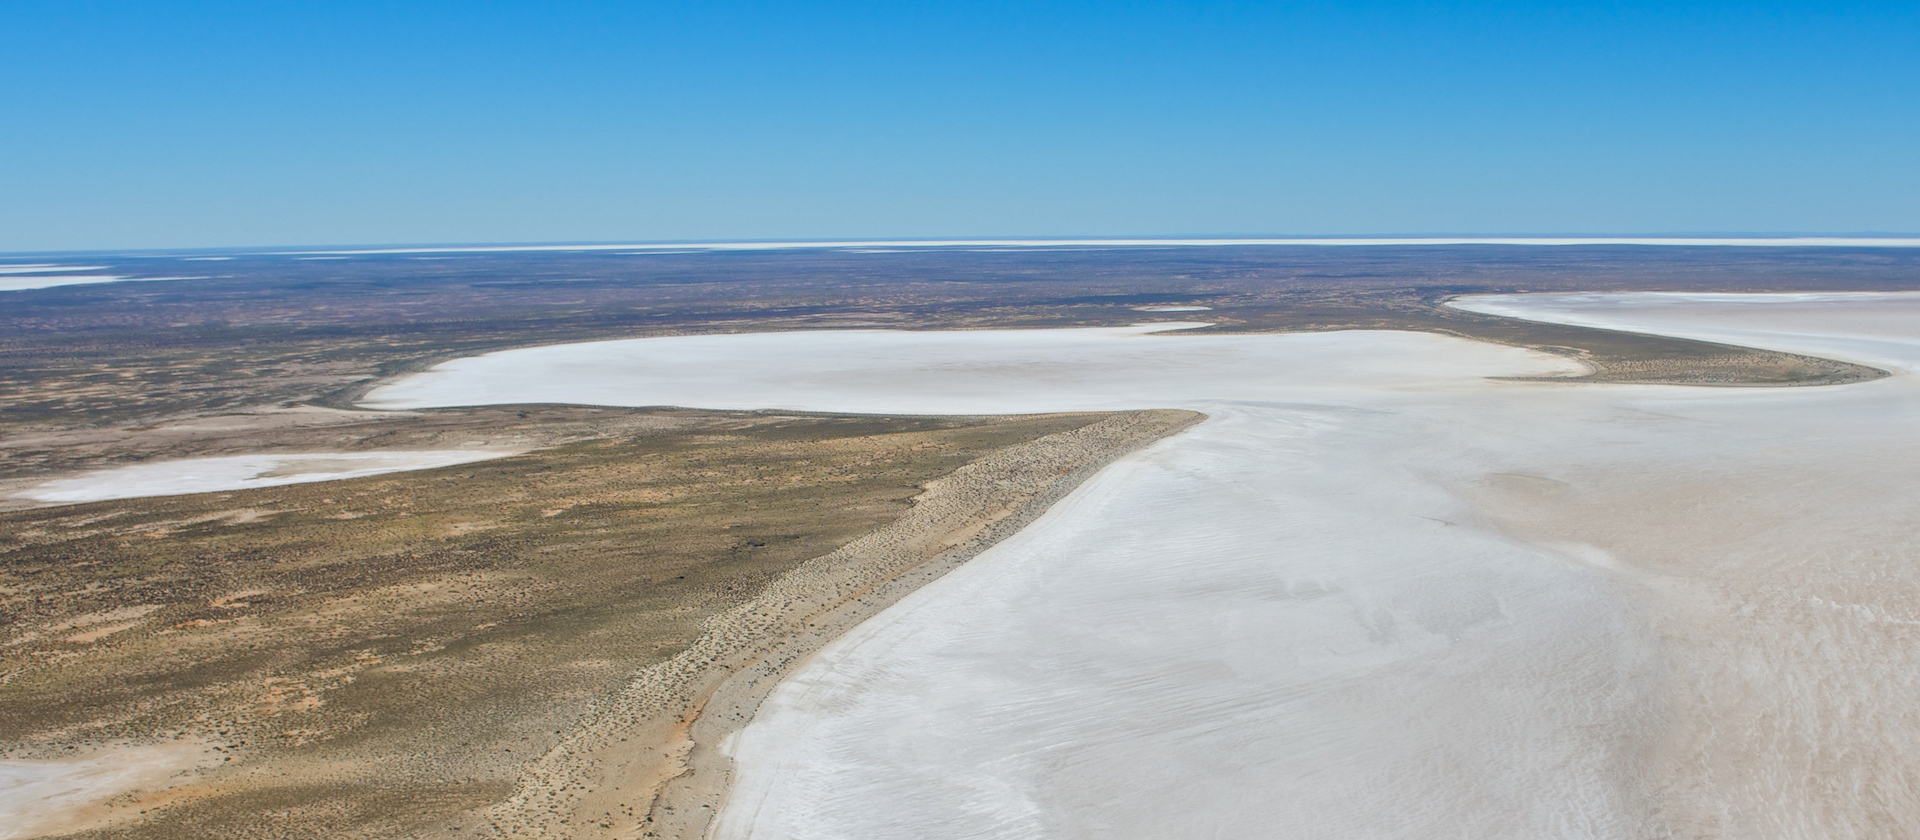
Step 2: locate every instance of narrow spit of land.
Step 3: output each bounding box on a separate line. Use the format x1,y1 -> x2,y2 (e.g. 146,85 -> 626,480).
480,410 -> 1198,840
0,404 -> 1190,839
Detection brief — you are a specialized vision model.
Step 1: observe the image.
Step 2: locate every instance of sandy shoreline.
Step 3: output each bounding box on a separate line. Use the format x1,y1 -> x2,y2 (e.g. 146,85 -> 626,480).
465,410 -> 1201,839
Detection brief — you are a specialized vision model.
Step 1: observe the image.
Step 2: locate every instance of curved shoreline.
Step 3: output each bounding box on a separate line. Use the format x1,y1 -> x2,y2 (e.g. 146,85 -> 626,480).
407,298 -> 1901,837
1441,293 -> 1890,386
397,303 -> 1881,840
369,312 -> 1884,838
469,409 -> 1202,839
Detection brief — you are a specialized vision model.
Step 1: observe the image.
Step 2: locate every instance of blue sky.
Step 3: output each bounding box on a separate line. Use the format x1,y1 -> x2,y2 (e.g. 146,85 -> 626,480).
3,1 -> 1917,251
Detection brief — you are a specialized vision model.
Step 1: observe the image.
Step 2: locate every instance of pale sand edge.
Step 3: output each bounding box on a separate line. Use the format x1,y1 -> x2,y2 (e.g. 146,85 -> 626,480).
463,409 -> 1204,840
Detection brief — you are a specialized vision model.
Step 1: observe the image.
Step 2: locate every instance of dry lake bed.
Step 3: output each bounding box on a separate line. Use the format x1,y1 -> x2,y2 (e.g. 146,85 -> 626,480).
356,292 -> 1920,838
6,271 -> 1919,839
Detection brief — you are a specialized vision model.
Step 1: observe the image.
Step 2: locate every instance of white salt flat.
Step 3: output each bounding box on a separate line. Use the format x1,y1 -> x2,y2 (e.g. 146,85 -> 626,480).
347,295 -> 1920,838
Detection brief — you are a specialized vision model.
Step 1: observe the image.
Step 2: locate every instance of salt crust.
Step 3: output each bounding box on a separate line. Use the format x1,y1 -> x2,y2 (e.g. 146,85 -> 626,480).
12,450 -> 515,504
0,741 -> 215,840
0,264 -> 106,274
25,294 -> 1909,837
366,298 -> 1920,838
0,274 -> 202,292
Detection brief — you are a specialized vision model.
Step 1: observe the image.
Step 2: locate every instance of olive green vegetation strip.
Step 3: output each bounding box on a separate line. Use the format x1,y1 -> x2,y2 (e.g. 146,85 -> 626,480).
483,410 -> 1201,840
0,409 -> 1113,839
1191,294 -> 1885,386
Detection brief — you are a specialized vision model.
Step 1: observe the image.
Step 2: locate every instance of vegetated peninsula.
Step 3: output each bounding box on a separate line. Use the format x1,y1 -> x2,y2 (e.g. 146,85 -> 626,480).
0,244 -> 1912,839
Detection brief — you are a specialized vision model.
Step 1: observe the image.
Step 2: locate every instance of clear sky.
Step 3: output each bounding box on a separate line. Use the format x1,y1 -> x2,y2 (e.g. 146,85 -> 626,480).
4,1 -> 1917,251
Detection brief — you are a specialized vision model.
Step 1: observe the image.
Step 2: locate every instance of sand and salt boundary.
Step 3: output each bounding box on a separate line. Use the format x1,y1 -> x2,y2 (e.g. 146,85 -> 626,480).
12,298 -> 1901,836
466,409 -> 1200,839
372,309 -> 1920,838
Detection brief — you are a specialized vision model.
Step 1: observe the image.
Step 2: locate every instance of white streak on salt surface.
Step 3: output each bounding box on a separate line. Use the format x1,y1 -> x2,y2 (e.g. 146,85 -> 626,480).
0,275 -> 203,292
14,451 -> 515,504
0,264 -> 107,274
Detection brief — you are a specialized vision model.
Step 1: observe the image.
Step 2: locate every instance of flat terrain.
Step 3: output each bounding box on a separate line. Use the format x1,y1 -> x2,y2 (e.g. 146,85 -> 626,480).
2,246 -> 1915,838
382,296 -> 1920,839
0,405 -> 1116,838
6,245 -> 1908,435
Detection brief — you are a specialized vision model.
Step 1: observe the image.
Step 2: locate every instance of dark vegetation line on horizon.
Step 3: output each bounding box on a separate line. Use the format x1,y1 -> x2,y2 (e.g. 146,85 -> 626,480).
3,246 -> 1913,436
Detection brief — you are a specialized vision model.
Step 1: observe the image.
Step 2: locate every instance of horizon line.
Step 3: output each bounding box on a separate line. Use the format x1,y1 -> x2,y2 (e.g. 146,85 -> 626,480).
14,235 -> 1920,259
267,236 -> 1920,256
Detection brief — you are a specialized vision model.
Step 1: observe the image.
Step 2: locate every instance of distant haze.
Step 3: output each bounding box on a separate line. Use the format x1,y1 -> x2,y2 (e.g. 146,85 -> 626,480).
3,2 -> 1917,251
